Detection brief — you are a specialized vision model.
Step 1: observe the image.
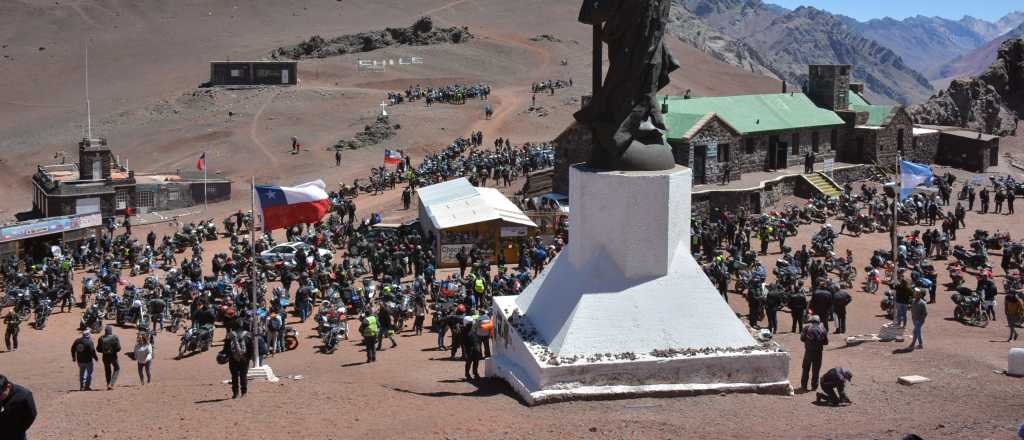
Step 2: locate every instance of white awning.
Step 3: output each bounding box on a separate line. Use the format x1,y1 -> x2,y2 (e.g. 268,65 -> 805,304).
417,178 -> 537,230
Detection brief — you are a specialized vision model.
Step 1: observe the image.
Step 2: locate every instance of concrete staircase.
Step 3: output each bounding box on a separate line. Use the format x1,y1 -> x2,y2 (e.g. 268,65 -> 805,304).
803,172 -> 842,197
869,165 -> 892,182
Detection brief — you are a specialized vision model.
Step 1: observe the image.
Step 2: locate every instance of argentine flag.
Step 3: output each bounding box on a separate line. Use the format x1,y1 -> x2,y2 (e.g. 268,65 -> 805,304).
900,160 -> 934,200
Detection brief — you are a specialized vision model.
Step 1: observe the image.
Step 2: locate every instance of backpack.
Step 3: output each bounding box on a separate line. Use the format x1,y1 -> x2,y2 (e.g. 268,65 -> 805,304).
269,316 -> 283,331
229,330 -> 249,363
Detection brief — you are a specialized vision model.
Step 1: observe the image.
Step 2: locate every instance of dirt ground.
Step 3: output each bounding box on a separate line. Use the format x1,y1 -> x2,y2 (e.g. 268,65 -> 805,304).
6,174 -> 1024,440
3,1 -> 1024,439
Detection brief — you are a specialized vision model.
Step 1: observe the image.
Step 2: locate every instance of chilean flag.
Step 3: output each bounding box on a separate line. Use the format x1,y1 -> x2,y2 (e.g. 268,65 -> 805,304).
196,152 -> 206,171
384,149 -> 402,165
255,180 -> 331,231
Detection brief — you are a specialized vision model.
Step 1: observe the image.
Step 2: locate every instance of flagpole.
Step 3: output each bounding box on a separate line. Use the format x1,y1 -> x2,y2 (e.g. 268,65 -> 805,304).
891,154 -> 900,285
250,176 -> 260,368
203,151 -> 208,211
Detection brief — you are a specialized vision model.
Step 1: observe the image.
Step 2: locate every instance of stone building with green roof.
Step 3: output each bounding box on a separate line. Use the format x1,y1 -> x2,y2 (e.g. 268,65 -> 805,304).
553,64 -> 997,198
662,92 -> 845,184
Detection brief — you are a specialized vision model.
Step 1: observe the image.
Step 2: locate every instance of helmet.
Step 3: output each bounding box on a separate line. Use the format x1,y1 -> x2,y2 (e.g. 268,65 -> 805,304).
457,305 -> 466,313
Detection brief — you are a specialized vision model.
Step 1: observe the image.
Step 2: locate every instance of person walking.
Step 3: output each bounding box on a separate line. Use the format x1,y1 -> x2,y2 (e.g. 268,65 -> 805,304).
335,149 -> 342,167
831,289 -> 852,334
800,315 -> 828,391
359,313 -> 379,363
71,329 -> 99,391
894,275 -> 913,328
133,332 -> 153,385
1008,190 -> 1016,214
909,289 -> 928,350
96,326 -> 121,390
413,295 -> 426,336
816,367 -> 853,406
4,310 -> 21,352
788,290 -> 808,333
810,282 -> 833,332
462,321 -> 483,381
1005,292 -> 1023,342
375,305 -> 397,350
0,375 -> 37,440
219,321 -> 255,399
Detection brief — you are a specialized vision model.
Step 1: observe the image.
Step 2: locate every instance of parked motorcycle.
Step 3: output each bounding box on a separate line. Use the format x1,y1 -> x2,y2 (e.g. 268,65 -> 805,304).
952,288 -> 989,327
177,324 -> 214,359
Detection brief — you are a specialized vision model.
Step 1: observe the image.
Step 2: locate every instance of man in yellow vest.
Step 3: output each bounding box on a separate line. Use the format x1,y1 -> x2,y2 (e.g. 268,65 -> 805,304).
359,313 -> 379,363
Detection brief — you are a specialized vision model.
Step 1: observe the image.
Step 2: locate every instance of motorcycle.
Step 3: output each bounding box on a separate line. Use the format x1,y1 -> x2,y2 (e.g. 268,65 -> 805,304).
284,326 -> 300,351
81,277 -> 99,307
200,219 -> 218,241
33,299 -> 52,330
952,245 -> 988,269
863,267 -> 881,293
80,306 -> 104,334
177,324 -> 215,359
947,262 -> 965,289
952,288 -> 989,327
319,322 -> 346,354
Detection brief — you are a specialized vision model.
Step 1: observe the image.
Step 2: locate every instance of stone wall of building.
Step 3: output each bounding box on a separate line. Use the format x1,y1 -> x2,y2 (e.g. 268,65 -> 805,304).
686,117 -> 742,184
908,131 -> 940,164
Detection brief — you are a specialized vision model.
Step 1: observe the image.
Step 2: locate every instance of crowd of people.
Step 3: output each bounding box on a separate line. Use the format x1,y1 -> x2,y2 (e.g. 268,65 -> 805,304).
385,83 -> 490,106
344,133 -> 554,198
691,170 -> 1024,406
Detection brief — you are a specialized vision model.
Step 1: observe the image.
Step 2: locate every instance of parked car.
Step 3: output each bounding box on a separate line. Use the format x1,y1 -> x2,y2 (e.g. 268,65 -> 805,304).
533,193 -> 569,213
260,242 -> 332,266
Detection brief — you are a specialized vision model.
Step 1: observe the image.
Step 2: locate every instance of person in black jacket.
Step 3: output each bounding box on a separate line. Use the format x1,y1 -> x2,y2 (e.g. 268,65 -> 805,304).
809,282 -> 833,332
462,322 -> 483,380
800,315 -> 829,391
375,305 -> 397,350
831,290 -> 852,334
71,329 -> 99,391
816,367 -> 853,406
220,321 -> 256,399
96,325 -> 122,390
788,290 -> 807,333
0,375 -> 37,440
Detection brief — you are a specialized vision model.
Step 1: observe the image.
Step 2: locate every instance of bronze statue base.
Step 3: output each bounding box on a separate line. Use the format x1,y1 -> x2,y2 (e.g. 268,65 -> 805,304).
589,140 -> 675,171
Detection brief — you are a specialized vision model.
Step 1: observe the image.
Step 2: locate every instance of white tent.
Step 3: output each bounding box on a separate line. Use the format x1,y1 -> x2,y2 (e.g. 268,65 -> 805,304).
417,178 -> 536,230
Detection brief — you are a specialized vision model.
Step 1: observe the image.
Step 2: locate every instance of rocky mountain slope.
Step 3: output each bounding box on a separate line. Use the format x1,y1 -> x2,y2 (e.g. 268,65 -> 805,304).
933,22 -> 1024,83
670,1 -> 934,104
272,16 -> 471,60
841,16 -> 992,77
666,6 -> 777,79
910,39 -> 1024,135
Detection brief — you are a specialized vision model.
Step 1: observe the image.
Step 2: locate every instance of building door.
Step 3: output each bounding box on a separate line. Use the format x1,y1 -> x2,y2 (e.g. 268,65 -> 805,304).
92,161 -> 102,180
856,138 -> 865,162
777,142 -> 789,170
281,69 -> 289,84
990,146 -> 998,169
693,145 -> 707,185
768,136 -> 779,170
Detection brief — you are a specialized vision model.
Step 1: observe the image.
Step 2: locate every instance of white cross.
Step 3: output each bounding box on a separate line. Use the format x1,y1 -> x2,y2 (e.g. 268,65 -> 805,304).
380,100 -> 388,117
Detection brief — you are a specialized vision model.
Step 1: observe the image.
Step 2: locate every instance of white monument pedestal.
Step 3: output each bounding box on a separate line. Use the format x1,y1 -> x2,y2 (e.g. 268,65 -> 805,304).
486,165 -> 791,405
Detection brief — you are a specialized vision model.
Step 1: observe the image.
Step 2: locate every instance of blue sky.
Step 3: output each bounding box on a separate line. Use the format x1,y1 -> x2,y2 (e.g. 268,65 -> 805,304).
767,0 -> 1020,22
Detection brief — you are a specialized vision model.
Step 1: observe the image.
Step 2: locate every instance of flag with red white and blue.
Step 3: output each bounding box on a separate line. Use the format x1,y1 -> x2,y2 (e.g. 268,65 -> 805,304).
196,152 -> 206,171
255,180 -> 331,231
384,149 -> 402,165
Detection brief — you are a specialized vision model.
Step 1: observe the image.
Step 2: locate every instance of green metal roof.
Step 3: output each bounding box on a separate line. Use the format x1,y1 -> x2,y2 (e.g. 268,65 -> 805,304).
663,112 -> 707,141
850,104 -> 896,126
848,91 -> 870,106
661,93 -> 844,140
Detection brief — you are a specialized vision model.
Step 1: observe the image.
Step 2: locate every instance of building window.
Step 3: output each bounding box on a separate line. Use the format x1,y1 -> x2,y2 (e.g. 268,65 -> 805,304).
115,190 -> 129,210
745,138 -> 755,154
830,129 -> 838,150
168,190 -> 180,201
136,191 -> 154,207
791,133 -> 800,156
230,69 -> 242,77
720,144 -> 731,162
897,129 -> 905,153
812,131 -> 820,153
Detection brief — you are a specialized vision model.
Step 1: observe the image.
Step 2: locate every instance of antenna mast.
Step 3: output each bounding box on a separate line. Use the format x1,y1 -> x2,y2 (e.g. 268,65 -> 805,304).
85,42 -> 92,139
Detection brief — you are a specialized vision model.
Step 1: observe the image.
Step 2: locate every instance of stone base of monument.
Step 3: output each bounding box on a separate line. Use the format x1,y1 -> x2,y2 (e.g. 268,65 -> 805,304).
1009,348 -> 1024,377
486,165 -> 791,405
223,363 -> 279,384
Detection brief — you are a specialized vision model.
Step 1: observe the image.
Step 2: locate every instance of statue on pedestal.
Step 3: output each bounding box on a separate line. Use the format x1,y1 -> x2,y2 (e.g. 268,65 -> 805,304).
575,0 -> 679,171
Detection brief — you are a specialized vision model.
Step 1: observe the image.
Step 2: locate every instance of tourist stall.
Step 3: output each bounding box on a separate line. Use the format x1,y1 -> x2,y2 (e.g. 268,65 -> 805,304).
416,178 -> 537,268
